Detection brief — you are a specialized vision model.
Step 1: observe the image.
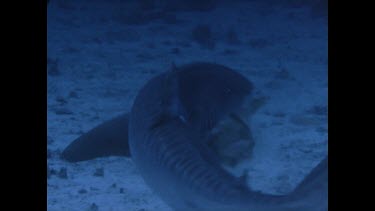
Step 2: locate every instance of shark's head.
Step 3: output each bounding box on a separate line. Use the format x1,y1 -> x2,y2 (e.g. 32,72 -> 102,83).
130,62 -> 255,136
176,62 -> 254,133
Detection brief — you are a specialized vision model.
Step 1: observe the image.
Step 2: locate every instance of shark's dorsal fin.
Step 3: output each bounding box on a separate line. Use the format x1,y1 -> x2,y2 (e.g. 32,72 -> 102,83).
161,64 -> 188,124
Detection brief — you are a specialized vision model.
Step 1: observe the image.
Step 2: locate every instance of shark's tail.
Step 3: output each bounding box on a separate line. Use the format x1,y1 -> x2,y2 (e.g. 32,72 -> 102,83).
286,156 -> 328,211
60,113 -> 131,162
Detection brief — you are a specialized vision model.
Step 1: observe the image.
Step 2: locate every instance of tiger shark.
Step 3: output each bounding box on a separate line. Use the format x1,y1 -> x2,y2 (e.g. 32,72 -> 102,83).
129,62 -> 328,211
61,62 -> 256,164
61,62 -> 327,211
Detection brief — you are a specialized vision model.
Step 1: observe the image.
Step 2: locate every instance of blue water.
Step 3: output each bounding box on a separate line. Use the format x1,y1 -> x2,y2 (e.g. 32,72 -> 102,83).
47,1 -> 327,210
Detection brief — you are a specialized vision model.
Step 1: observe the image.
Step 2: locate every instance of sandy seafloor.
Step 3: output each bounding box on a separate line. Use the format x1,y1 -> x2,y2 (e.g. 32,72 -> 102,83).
47,1 -> 328,210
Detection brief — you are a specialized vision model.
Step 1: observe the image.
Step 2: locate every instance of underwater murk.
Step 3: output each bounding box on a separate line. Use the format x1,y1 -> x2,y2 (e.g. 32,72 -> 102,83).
47,0 -> 327,210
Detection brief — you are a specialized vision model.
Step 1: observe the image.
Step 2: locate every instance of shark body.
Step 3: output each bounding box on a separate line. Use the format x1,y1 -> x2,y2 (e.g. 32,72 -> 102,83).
60,62 -> 327,211
128,63 -> 327,211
